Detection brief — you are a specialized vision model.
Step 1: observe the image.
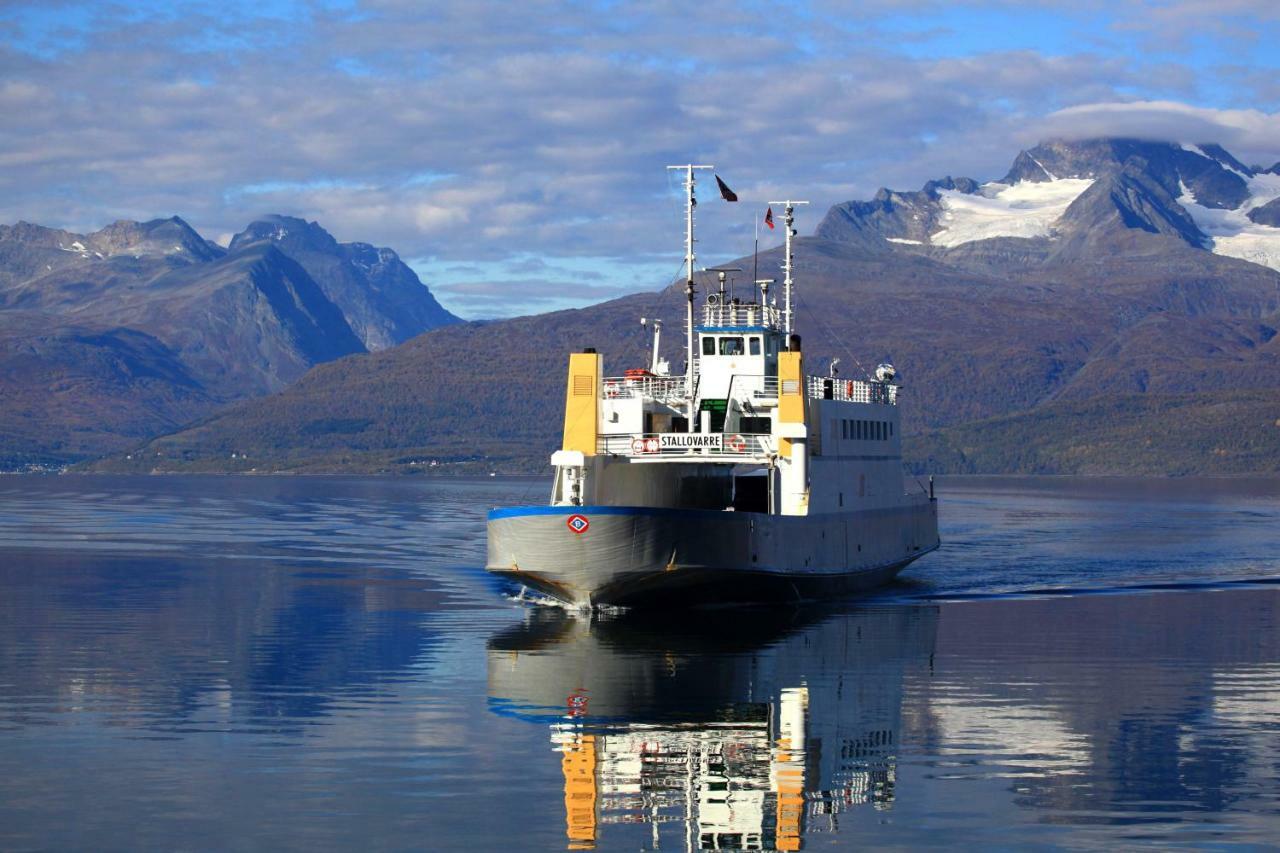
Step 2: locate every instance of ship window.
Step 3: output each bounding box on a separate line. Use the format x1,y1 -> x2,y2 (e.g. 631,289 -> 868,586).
889,422 -> 894,437
877,422 -> 883,440
842,419 -> 848,439
749,336 -> 761,355
720,336 -> 744,355
702,337 -> 716,356
857,420 -> 864,440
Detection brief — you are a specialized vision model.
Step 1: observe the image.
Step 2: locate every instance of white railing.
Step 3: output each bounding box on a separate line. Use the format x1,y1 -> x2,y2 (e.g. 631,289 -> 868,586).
601,375 -> 689,405
701,301 -> 781,329
728,374 -> 779,403
598,432 -> 775,459
806,376 -> 897,405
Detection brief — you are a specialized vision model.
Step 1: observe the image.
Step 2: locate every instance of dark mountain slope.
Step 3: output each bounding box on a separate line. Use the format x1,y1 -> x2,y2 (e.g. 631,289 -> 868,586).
124,244 -> 366,397
229,215 -> 459,350
912,390 -> 1280,476
0,312 -> 215,468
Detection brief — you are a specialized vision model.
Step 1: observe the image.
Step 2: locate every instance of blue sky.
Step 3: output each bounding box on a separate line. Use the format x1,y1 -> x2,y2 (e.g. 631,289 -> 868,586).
2,0 -> 1278,317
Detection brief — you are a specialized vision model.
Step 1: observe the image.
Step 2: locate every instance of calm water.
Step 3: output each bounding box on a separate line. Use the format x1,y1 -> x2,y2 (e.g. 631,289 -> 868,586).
1,474 -> 1278,850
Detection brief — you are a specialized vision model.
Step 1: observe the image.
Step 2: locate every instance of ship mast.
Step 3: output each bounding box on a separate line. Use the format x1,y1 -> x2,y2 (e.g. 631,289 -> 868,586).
768,199 -> 808,339
668,164 -> 713,431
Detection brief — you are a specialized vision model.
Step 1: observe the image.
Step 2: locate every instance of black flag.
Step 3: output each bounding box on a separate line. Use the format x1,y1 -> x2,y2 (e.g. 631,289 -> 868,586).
715,174 -> 738,202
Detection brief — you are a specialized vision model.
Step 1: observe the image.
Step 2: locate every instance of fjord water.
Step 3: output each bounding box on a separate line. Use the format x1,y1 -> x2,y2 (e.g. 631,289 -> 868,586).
1,476 -> 1278,850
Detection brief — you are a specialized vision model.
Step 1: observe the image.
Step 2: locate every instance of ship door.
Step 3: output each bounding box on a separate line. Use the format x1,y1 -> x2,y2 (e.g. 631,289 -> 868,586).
733,472 -> 768,513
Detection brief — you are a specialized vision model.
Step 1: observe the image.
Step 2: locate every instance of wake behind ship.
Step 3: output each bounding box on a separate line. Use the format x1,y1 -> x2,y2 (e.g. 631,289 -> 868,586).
487,166 -> 939,608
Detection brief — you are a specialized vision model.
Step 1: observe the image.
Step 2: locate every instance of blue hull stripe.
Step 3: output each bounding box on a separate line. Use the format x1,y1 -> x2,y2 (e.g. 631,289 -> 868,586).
487,504 -> 912,522
488,505 -> 723,521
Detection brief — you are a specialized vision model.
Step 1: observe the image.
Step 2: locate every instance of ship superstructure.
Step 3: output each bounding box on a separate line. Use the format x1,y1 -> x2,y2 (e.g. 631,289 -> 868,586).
487,166 -> 939,608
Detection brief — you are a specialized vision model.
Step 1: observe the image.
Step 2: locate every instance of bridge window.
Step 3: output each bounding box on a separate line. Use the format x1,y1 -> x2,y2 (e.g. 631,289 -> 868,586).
749,336 -> 761,355
719,336 -> 744,355
702,337 -> 716,356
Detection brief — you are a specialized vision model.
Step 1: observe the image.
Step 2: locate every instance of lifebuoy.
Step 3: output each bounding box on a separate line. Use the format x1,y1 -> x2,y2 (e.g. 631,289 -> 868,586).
727,434 -> 746,453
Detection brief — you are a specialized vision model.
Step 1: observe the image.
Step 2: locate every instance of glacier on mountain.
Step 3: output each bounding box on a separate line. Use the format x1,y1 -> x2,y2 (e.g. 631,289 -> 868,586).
930,178 -> 1094,248
1178,172 -> 1280,273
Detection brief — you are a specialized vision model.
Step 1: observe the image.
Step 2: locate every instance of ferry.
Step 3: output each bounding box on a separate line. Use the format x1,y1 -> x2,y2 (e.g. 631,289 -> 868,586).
486,165 -> 939,608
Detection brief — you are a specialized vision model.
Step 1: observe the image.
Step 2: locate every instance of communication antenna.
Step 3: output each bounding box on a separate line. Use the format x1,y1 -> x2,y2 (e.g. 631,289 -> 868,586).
756,278 -> 774,306
768,199 -> 808,337
705,266 -> 742,304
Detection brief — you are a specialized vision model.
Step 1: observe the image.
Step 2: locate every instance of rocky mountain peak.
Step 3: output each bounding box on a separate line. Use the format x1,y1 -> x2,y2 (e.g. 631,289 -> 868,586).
1001,150 -> 1059,183
90,216 -> 222,262
228,214 -> 340,255
1194,143 -> 1253,177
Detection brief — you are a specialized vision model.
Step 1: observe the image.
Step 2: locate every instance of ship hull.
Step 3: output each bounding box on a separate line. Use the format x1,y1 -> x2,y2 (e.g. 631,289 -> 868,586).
486,500 -> 939,608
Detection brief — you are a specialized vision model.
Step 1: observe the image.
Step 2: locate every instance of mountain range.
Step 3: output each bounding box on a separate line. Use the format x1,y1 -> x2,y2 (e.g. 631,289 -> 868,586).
0,215 -> 457,467
70,137 -> 1280,476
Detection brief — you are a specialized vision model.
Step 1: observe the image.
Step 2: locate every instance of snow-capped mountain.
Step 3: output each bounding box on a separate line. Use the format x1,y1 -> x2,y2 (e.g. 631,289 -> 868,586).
817,139 -> 1280,272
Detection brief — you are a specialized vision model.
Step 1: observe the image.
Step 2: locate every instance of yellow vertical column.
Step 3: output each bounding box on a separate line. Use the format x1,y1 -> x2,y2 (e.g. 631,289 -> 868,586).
562,352 -> 601,455
776,350 -> 805,459
562,732 -> 599,849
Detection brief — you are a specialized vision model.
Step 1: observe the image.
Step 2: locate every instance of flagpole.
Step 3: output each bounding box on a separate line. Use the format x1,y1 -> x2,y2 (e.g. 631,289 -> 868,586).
753,215 -> 758,290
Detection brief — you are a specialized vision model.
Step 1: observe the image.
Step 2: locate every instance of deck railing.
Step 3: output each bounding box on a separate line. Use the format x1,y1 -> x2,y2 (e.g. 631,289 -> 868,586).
806,376 -> 897,405
601,375 -> 689,405
727,374 -> 779,403
598,432 -> 775,459
700,301 -> 781,329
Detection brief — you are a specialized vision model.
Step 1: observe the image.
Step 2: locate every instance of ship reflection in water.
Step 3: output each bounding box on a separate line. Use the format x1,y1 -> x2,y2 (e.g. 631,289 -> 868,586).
488,606 -> 937,851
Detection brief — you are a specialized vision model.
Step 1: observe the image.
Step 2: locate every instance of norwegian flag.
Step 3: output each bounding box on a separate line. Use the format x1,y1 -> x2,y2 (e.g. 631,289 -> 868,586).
764,207 -> 775,230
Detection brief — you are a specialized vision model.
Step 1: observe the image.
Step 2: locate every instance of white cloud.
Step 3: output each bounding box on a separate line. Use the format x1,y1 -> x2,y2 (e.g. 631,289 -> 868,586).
1033,101 -> 1280,167
0,2 -> 1277,316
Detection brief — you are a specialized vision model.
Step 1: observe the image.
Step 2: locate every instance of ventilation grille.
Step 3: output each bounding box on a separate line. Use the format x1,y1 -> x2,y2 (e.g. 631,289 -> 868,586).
572,375 -> 593,396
